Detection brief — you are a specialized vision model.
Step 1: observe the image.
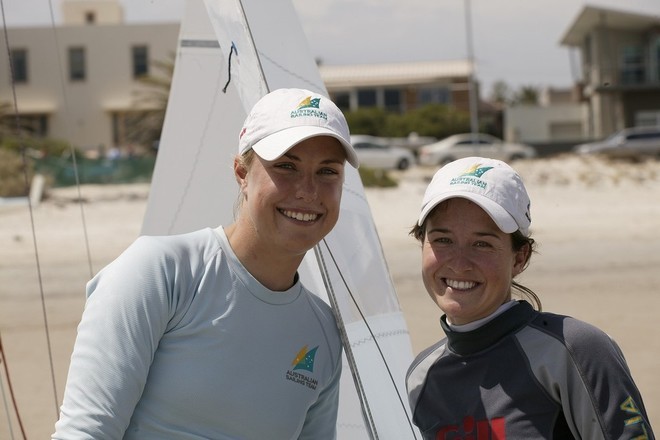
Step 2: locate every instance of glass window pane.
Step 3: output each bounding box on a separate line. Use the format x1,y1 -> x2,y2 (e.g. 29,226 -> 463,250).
69,47 -> 86,81
133,45 -> 149,78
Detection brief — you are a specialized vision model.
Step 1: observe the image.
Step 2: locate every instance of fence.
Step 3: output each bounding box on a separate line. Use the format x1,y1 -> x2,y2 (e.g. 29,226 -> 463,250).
35,156 -> 157,187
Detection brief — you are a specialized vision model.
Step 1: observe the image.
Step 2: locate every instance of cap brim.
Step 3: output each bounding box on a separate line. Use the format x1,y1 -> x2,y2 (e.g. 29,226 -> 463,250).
418,191 -> 519,233
251,126 -> 359,168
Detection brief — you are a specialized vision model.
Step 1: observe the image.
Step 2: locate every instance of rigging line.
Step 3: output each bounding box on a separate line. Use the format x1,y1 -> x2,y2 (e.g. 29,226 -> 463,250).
229,2 -> 386,437
0,365 -> 17,440
0,332 -> 27,439
236,0 -> 269,93
255,50 -> 325,93
0,0 -> 60,423
46,0 -> 94,280
320,237 -> 420,439
221,42 -> 238,93
312,246 -> 378,440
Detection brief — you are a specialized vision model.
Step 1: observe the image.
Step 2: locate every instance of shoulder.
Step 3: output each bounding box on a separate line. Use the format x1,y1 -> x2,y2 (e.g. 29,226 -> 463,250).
406,340 -> 447,387
530,312 -> 615,345
406,339 -> 448,410
131,228 -> 220,257
95,228 -> 223,284
299,287 -> 340,337
526,312 -> 624,362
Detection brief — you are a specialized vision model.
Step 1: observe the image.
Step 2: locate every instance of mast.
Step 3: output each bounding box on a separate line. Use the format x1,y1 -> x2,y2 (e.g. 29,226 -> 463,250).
464,0 -> 480,148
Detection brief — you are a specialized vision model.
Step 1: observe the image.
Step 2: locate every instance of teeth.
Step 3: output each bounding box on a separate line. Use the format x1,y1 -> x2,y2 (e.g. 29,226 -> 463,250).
445,279 -> 476,290
282,210 -> 318,222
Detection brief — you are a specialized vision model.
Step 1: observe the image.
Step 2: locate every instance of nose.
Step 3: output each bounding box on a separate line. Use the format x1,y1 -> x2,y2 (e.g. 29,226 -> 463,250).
446,247 -> 473,273
296,174 -> 318,202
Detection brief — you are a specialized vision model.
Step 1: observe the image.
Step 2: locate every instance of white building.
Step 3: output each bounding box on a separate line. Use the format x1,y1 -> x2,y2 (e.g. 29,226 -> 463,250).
0,1 -> 179,153
505,87 -> 588,146
0,0 -> 483,154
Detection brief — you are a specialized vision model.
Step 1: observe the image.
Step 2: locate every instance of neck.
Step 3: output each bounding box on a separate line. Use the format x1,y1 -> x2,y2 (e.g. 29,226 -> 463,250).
224,223 -> 304,291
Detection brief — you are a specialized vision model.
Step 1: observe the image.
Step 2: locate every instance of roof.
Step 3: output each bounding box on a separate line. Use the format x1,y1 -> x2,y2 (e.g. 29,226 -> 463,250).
318,60 -> 473,88
560,5 -> 660,46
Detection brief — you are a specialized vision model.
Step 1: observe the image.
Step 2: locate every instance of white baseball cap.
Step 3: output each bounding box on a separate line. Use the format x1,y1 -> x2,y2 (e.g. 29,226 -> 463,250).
238,88 -> 358,167
418,156 -> 531,236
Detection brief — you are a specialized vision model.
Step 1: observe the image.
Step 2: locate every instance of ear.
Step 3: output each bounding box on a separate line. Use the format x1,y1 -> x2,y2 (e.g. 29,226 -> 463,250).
234,156 -> 248,193
512,243 -> 530,277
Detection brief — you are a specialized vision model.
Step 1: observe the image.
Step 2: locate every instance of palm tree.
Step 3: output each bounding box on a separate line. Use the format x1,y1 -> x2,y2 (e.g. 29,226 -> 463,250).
126,53 -> 175,152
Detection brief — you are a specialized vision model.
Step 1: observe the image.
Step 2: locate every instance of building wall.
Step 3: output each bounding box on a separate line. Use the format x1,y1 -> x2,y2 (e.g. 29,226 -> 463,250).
0,23 -> 179,151
505,103 -> 588,144
62,0 -> 124,25
579,21 -> 660,139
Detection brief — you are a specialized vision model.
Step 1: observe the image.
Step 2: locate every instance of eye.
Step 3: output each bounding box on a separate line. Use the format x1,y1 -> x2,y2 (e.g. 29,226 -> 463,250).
319,167 -> 341,175
474,240 -> 493,248
274,162 -> 295,170
428,235 -> 451,245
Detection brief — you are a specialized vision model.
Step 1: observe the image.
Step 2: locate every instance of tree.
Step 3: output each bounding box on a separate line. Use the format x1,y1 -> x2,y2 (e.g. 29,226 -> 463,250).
489,80 -> 512,106
126,53 -> 175,152
513,85 -> 540,105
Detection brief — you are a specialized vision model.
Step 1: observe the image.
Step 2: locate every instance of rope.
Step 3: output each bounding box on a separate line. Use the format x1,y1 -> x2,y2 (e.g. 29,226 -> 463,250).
313,246 -> 379,439
320,238 -> 419,439
222,42 -> 238,93
0,332 -> 27,439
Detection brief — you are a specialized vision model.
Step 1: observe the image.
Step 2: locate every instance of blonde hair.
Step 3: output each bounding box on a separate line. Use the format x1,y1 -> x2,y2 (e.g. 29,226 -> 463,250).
233,150 -> 256,218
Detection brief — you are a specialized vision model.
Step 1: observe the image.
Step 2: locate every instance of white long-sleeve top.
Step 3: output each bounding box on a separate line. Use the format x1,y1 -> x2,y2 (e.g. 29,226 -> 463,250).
53,227 -> 342,439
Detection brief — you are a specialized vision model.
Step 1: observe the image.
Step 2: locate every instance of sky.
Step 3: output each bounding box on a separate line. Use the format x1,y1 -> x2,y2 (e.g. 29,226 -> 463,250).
2,0 -> 659,96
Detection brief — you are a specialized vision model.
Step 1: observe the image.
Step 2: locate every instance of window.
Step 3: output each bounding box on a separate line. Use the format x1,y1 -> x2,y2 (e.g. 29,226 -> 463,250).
357,89 -> 377,107
384,89 -> 401,112
132,45 -> 149,78
620,45 -> 644,85
652,35 -> 660,82
331,92 -> 350,112
16,114 -> 48,137
10,48 -> 28,83
418,87 -> 450,105
69,47 -> 86,81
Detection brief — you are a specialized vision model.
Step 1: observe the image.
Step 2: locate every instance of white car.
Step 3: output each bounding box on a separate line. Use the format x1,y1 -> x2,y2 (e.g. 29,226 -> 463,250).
573,126 -> 660,159
350,135 -> 416,170
417,133 -> 537,167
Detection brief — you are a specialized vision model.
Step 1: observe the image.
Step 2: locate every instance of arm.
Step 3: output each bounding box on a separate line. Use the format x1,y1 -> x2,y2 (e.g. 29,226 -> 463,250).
562,320 -> 654,439
52,236 -> 176,438
298,349 -> 342,439
520,318 -> 654,440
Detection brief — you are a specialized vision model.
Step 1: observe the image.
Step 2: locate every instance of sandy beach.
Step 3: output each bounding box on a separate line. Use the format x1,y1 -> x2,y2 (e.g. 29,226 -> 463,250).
1,154 -> 659,438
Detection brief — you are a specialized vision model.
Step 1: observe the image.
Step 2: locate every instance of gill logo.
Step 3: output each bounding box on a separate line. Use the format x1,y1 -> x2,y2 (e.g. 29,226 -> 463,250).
296,96 -> 321,110
436,416 -> 505,440
291,345 -> 318,373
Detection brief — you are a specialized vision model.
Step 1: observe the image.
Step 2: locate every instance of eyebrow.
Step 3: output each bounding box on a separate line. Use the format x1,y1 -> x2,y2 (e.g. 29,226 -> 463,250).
283,152 -> 345,165
427,227 -> 502,239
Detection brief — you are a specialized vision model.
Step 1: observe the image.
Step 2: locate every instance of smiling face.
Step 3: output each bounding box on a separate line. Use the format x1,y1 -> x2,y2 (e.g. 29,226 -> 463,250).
421,198 -> 529,325
234,135 -> 346,259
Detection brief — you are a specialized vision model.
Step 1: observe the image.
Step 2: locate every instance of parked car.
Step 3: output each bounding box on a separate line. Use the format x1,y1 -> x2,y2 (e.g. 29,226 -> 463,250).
417,133 -> 537,167
573,126 -> 660,159
350,135 -> 416,170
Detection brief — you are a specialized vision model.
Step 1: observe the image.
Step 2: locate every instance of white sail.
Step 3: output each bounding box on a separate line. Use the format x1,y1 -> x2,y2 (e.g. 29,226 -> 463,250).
142,0 -> 420,438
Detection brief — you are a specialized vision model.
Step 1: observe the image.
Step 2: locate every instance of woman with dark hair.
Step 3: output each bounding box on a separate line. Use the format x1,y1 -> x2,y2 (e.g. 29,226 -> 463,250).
406,157 -> 654,439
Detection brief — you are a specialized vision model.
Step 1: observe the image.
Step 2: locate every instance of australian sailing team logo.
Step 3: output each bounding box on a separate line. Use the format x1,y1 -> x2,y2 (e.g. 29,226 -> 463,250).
285,345 -> 319,390
449,163 -> 494,189
290,96 -> 327,120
